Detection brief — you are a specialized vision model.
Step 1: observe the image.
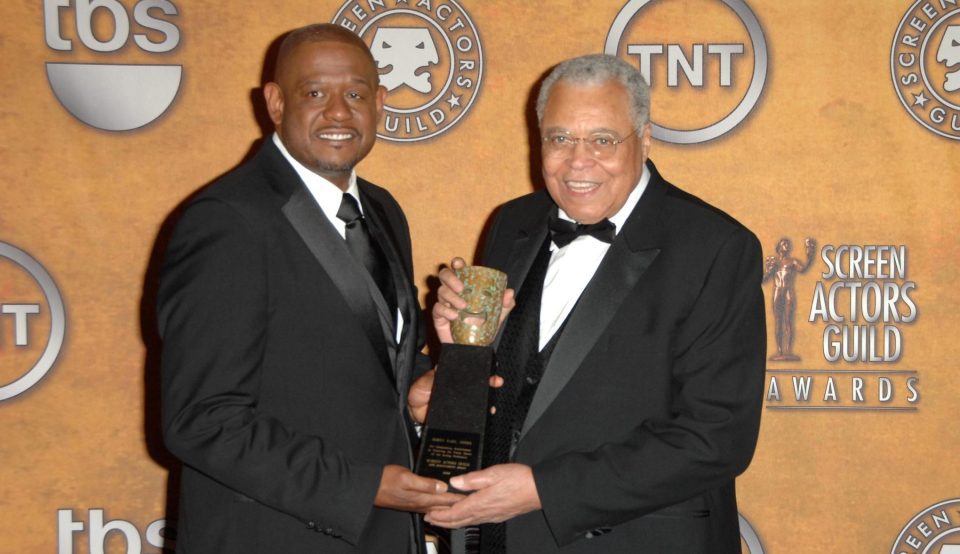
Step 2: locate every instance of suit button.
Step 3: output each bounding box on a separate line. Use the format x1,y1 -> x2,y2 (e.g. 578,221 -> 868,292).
324,528 -> 334,535
511,429 -> 521,443
306,521 -> 316,530
586,527 -> 612,538
525,375 -> 539,385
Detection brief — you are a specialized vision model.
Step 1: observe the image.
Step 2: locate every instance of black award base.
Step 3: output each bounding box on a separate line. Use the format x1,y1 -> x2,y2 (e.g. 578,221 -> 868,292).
415,343 -> 495,490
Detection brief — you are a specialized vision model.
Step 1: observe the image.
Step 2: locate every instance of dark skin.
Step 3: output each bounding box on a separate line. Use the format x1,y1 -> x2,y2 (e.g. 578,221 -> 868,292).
264,30 -> 461,513
264,35 -> 383,191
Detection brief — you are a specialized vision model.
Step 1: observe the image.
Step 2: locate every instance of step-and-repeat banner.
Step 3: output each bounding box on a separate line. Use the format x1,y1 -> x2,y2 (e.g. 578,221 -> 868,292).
2,1 -> 959,552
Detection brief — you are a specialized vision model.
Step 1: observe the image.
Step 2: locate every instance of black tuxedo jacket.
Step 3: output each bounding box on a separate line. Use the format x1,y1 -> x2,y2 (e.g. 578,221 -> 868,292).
158,140 -> 429,553
483,161 -> 766,553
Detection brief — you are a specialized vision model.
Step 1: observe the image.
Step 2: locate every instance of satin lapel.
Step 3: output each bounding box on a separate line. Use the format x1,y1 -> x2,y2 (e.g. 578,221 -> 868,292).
281,186 -> 393,374
358,186 -> 412,385
492,208 -> 551,349
519,165 -> 669,439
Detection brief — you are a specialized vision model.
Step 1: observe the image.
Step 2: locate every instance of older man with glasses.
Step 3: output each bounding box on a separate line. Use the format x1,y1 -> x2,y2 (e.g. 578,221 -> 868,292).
419,53 -> 767,553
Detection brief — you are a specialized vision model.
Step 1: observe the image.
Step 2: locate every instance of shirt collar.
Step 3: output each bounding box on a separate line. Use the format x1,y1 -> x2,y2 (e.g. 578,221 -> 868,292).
272,133 -> 361,220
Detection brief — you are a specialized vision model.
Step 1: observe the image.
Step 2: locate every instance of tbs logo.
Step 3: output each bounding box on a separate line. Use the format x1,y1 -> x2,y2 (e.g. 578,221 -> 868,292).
43,0 -> 182,132
58,509 -> 173,553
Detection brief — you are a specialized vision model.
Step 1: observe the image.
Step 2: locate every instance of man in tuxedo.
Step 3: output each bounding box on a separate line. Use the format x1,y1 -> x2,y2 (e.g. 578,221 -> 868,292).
158,24 -> 459,553
422,54 -> 766,553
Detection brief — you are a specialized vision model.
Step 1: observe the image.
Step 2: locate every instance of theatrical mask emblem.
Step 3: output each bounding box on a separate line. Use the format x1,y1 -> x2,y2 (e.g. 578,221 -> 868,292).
451,266 -> 507,346
370,28 -> 439,94
937,25 -> 960,92
415,264 -> 505,485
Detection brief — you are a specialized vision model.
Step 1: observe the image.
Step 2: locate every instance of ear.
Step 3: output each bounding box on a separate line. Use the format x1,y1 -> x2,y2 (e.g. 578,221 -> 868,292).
375,85 -> 387,123
639,123 -> 652,161
263,82 -> 284,128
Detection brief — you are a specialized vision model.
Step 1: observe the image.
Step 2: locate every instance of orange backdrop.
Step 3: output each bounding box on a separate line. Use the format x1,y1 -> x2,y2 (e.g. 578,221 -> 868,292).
2,1 -> 959,552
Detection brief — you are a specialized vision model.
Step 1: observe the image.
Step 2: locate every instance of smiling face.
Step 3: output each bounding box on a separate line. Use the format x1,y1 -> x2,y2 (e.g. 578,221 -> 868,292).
540,79 -> 651,224
451,266 -> 507,346
265,39 -> 385,190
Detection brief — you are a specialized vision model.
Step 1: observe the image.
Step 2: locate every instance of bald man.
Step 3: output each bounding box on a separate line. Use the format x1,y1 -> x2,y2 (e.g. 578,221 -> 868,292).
158,24 -> 457,554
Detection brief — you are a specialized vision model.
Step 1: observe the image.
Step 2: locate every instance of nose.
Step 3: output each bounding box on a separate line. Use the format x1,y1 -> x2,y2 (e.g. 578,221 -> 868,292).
323,94 -> 351,122
567,140 -> 596,169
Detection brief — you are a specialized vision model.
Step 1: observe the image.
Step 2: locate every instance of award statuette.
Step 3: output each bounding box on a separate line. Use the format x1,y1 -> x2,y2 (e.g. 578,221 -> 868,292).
416,265 -> 507,487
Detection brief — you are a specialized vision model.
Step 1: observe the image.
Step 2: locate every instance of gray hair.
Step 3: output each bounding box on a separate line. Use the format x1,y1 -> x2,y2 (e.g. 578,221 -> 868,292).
535,54 -> 651,132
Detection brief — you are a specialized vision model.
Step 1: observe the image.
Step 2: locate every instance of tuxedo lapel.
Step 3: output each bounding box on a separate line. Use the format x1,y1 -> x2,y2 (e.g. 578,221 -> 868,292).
519,165 -> 669,439
359,183 -> 415,385
281,185 -> 394,376
493,204 -> 551,349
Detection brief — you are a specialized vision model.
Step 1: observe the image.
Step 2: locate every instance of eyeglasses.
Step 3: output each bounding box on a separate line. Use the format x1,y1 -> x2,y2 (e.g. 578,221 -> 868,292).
541,129 -> 637,160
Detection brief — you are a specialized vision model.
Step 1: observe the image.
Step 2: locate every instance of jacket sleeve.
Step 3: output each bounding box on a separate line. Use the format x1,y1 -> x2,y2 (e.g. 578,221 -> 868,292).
157,198 -> 382,545
531,227 -> 766,546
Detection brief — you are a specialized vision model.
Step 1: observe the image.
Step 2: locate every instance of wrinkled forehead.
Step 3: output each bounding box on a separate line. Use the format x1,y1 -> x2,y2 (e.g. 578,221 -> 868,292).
542,80 -> 632,131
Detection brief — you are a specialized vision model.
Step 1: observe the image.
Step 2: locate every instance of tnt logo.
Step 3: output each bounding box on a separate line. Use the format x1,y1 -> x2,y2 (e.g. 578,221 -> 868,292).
58,509 -> 173,553
0,242 -> 65,402
43,0 -> 182,131
605,0 -> 768,144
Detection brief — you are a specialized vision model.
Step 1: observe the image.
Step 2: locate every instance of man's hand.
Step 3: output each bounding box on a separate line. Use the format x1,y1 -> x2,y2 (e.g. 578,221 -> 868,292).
408,368 -> 504,424
433,257 -> 515,344
407,369 -> 435,424
423,464 -> 541,528
374,465 -> 463,513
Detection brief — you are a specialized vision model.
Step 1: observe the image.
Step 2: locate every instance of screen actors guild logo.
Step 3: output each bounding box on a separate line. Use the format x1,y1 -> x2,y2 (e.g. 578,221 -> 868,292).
0,242 -> 66,401
43,0 -> 182,132
333,0 -> 483,142
370,28 -> 439,93
604,0 -> 768,144
890,499 -> 960,553
891,0 -> 960,140
763,237 -> 816,361
765,242 -> 921,412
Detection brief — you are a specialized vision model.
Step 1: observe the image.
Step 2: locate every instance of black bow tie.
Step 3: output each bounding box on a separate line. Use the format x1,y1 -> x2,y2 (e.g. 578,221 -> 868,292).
547,214 -> 616,248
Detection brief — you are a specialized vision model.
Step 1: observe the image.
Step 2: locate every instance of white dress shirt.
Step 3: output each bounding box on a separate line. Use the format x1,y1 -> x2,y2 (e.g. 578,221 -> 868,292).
273,134 -> 403,341
538,165 -> 651,350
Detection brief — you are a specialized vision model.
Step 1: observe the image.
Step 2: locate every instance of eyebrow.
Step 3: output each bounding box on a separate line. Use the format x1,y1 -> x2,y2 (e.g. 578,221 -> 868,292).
542,126 -> 624,135
299,77 -> 374,87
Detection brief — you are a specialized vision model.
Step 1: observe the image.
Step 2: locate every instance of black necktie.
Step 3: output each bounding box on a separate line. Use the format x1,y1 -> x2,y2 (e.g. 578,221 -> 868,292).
547,213 -> 616,247
336,193 -> 396,314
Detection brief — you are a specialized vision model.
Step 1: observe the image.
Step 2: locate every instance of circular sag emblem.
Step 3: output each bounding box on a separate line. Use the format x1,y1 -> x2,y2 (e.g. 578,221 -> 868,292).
892,2 -> 960,140
0,242 -> 66,401
604,0 -> 768,144
891,498 -> 960,553
333,1 -> 483,142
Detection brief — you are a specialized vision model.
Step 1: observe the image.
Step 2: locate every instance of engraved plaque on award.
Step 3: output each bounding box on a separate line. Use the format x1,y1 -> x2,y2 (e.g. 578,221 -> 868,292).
416,266 -> 507,487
